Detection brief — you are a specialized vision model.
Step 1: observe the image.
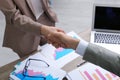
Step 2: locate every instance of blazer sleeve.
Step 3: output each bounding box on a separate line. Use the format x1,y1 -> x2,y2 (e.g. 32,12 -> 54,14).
0,0 -> 42,36
83,43 -> 120,76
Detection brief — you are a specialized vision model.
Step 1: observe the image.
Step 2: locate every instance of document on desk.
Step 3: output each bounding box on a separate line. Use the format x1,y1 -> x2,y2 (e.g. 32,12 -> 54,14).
39,31 -> 80,68
39,44 -> 79,68
9,31 -> 80,80
68,62 -> 120,80
10,53 -> 67,80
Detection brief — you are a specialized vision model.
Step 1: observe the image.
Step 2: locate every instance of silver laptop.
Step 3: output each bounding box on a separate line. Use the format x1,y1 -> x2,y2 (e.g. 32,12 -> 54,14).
90,4 -> 120,54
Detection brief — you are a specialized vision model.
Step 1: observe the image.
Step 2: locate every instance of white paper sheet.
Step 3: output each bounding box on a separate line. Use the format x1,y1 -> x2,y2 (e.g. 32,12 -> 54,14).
68,62 -> 120,80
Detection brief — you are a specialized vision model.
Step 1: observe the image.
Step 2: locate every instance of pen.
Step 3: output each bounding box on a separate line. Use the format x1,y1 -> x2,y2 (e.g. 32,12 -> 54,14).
77,61 -> 87,67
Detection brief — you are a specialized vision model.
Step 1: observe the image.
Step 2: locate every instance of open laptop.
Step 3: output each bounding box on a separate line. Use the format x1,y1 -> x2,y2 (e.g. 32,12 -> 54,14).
90,4 -> 120,54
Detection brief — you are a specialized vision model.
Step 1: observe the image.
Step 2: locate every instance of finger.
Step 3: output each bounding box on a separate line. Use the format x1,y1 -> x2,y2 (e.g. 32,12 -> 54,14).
47,39 -> 52,44
47,34 -> 52,39
60,43 -> 67,48
56,27 -> 65,33
47,34 -> 56,42
52,42 -> 60,48
55,44 -> 60,48
46,34 -> 52,44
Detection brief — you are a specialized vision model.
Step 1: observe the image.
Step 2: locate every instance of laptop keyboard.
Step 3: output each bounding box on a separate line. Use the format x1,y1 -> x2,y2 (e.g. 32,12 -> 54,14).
94,33 -> 120,44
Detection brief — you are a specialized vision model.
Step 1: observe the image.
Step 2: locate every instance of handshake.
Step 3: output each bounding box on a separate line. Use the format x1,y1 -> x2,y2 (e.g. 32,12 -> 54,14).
41,25 -> 80,50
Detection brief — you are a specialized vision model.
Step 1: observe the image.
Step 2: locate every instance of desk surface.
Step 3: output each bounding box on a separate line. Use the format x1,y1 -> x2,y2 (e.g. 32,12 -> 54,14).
0,28 -> 91,80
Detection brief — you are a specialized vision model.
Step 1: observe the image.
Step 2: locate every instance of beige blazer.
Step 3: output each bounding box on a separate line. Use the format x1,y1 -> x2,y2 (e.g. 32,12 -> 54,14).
0,0 -> 57,57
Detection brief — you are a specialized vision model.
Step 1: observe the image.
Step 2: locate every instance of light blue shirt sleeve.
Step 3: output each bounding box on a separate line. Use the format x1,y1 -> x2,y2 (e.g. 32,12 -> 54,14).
75,39 -> 88,56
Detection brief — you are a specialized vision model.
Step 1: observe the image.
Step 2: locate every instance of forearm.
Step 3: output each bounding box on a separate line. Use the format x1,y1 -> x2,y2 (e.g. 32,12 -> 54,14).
75,38 -> 120,75
13,10 -> 43,36
83,43 -> 120,76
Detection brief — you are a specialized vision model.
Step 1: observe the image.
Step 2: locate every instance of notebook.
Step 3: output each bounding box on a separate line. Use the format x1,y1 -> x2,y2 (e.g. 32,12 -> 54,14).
90,4 -> 120,54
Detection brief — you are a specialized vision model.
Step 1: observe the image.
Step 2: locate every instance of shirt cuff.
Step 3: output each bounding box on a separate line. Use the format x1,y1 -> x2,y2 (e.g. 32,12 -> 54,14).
75,39 -> 88,56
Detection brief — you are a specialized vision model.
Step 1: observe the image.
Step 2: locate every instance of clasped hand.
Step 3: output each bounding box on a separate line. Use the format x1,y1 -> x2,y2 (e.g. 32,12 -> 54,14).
42,27 -> 80,50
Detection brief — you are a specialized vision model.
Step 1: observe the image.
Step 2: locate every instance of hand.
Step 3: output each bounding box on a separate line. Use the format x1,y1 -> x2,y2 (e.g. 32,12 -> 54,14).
40,25 -> 65,38
47,32 -> 80,50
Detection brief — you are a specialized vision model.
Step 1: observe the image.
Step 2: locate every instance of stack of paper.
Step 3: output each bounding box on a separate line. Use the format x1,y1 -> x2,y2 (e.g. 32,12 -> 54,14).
9,53 -> 67,80
9,31 -> 81,80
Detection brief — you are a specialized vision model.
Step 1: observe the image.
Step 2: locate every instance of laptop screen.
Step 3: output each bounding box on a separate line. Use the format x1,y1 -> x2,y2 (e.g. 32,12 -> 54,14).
94,6 -> 120,30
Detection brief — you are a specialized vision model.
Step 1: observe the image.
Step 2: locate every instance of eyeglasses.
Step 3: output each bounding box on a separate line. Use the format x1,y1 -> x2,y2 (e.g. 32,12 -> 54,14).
63,73 -> 72,80
22,58 -> 49,80
14,58 -> 72,80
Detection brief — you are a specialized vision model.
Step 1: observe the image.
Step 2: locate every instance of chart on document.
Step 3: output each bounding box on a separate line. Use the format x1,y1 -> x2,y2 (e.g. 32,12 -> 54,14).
41,44 -> 74,60
54,47 -> 74,60
10,64 -> 66,80
11,69 -> 58,80
68,62 -> 120,80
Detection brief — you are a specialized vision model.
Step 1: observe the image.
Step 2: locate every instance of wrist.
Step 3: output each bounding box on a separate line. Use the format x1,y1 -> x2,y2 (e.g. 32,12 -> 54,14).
40,25 -> 49,36
71,39 -> 80,50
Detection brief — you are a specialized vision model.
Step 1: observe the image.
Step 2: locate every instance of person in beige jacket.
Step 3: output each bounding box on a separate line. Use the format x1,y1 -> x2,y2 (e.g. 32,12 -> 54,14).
48,32 -> 120,76
0,0 -> 64,58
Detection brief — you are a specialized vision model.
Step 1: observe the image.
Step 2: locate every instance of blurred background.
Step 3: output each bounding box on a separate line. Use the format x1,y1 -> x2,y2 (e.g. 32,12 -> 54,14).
0,0 -> 120,67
